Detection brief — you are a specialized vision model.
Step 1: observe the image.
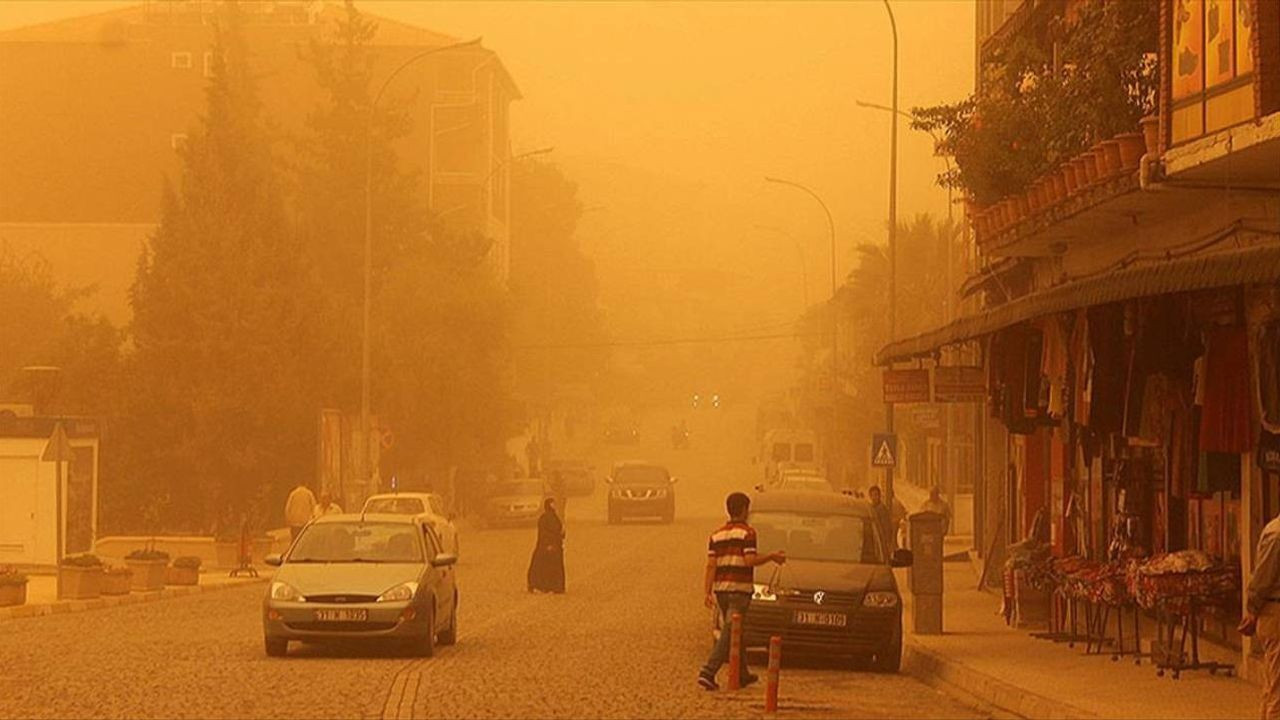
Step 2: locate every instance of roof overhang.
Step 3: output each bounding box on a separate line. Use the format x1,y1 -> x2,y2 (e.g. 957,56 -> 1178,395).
875,240 -> 1280,366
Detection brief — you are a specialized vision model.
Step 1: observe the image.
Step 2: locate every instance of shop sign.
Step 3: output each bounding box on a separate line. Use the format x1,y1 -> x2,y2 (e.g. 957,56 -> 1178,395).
910,406 -> 941,429
882,369 -> 930,404
933,366 -> 986,403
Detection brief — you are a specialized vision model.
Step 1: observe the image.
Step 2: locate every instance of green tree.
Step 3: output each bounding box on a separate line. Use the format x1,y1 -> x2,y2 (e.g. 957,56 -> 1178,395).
129,9 -> 325,532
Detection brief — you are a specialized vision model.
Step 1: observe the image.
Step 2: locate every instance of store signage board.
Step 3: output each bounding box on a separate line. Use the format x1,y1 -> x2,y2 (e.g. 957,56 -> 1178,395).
933,366 -> 986,403
882,369 -> 930,404
871,434 -> 898,468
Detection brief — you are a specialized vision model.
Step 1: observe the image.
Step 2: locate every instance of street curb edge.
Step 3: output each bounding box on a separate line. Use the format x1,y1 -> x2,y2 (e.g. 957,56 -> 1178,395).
0,577 -> 267,622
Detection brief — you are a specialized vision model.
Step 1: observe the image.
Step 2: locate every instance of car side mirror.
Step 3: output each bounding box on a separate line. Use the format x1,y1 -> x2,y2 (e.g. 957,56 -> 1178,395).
431,553 -> 458,568
265,553 -> 283,567
890,549 -> 913,568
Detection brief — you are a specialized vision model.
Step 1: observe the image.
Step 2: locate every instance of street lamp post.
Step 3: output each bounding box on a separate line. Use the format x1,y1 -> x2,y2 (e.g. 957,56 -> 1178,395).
881,0 -> 900,510
360,37 -> 483,504
764,176 -> 839,484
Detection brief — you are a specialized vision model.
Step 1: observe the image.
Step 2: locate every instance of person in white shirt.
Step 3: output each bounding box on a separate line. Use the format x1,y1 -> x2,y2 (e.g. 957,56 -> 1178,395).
284,484 -> 316,541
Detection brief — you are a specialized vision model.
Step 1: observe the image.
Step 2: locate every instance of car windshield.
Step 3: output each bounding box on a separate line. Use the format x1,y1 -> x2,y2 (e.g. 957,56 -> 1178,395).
614,466 -> 668,485
363,497 -> 426,515
751,511 -> 883,564
289,522 -> 423,563
499,481 -> 544,496
779,477 -> 835,493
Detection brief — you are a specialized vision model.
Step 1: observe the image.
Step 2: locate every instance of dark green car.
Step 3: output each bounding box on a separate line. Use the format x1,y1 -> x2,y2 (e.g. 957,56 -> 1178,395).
262,513 -> 458,658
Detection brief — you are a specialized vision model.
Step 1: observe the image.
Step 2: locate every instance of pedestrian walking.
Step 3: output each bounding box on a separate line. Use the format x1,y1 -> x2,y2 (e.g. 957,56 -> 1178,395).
921,485 -> 953,536
284,484 -> 316,541
527,498 -> 566,593
1241,509 -> 1280,718
697,492 -> 786,691
311,490 -> 343,520
867,485 -> 897,551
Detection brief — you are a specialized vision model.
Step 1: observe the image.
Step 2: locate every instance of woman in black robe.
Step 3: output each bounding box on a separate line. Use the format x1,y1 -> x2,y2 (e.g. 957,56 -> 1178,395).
527,498 -> 566,593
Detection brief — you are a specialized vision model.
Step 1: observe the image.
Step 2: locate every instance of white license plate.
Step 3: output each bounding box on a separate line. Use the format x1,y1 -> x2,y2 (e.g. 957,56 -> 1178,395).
793,611 -> 847,627
314,609 -> 368,622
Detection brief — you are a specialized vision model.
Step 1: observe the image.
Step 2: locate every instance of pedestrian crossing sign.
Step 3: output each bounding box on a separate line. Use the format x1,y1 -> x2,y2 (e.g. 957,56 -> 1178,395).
871,434 -> 897,467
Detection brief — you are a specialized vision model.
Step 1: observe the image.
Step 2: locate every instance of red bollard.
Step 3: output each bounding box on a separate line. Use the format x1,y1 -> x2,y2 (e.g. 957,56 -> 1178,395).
728,610 -> 744,690
765,635 -> 782,712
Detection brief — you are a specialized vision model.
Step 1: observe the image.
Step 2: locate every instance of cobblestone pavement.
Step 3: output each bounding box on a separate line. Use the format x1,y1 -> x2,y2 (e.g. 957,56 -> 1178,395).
0,420 -> 985,719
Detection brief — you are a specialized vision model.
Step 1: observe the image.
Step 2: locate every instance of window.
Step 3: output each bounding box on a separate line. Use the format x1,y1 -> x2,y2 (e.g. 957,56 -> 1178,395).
794,443 -> 815,462
1170,0 -> 1257,143
171,51 -> 192,69
363,497 -> 425,515
290,522 -> 424,563
170,133 -> 188,151
752,511 -> 884,564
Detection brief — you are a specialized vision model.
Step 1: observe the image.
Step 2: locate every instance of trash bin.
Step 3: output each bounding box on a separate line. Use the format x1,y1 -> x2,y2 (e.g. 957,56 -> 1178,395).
908,511 -> 945,635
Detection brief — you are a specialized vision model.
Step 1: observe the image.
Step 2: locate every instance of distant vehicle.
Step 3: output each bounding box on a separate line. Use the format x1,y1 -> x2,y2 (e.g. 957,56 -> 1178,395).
766,471 -> 836,494
480,479 -> 546,527
262,513 -> 458,658
604,421 -> 640,445
545,459 -> 596,497
607,461 -> 676,524
361,492 -> 460,556
759,429 -> 820,482
711,490 -> 912,672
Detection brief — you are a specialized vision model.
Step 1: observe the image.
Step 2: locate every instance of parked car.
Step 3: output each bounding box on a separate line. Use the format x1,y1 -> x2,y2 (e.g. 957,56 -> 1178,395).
711,490 -> 912,672
604,422 -> 640,445
762,467 -> 836,494
361,492 -> 459,556
480,479 -> 546,527
262,513 -> 458,658
545,459 -> 596,497
607,461 -> 676,524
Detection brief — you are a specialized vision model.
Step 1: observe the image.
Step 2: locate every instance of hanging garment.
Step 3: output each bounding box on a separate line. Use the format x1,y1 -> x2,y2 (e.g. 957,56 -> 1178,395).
1041,316 -> 1069,419
1258,321 -> 1280,432
1199,325 -> 1255,454
1197,451 -> 1242,495
1088,304 -> 1128,435
1071,309 -> 1093,427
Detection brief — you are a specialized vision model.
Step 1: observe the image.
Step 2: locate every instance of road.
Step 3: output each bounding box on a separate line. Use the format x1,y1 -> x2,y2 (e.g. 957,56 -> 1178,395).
0,409 -> 983,719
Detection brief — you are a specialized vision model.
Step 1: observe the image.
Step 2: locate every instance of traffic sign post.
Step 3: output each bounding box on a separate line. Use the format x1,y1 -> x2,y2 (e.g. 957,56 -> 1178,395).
871,434 -> 897,468
42,422 -> 74,564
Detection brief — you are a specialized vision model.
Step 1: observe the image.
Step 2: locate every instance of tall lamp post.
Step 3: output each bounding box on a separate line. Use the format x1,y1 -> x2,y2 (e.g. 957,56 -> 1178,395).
360,37 -> 483,502
764,176 -> 839,483
881,0 -> 900,510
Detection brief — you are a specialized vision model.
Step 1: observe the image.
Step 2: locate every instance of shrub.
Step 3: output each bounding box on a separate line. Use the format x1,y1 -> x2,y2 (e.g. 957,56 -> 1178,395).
60,553 -> 103,567
103,565 -> 132,577
126,549 -> 171,562
0,566 -> 28,587
172,556 -> 202,570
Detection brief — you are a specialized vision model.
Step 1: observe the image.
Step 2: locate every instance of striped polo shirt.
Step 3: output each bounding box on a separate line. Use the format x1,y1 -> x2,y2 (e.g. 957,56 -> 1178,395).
708,521 -> 758,595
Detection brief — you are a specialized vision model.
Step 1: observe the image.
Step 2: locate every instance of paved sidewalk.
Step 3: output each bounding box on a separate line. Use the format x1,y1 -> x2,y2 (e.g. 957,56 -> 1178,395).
901,562 -> 1258,719
1,571 -> 265,621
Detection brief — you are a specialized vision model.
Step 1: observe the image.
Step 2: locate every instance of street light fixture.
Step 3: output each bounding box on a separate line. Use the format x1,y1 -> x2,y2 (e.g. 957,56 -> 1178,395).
360,37 -> 483,503
764,176 -> 839,482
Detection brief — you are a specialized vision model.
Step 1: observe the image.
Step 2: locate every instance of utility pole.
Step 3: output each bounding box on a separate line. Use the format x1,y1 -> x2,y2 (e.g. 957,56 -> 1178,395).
882,0 -> 899,510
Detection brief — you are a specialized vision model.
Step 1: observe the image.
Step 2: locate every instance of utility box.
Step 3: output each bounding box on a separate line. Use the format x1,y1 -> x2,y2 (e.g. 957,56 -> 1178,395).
908,511 -> 945,634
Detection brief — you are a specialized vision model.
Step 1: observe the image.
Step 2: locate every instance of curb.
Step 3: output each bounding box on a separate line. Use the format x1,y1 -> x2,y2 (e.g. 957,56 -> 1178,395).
0,577 -> 267,622
902,639 -> 1097,720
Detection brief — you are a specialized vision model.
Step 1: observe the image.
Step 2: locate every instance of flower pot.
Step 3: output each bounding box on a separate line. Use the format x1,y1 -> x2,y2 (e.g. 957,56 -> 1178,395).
1061,163 -> 1079,195
1013,194 -> 1029,220
215,541 -> 242,569
1052,173 -> 1069,204
1115,133 -> 1145,171
1026,181 -> 1043,212
101,571 -> 132,596
167,565 -> 199,587
1098,140 -> 1123,178
0,582 -> 27,607
58,565 -> 103,600
1074,154 -> 1097,187
127,559 -> 167,592
1140,115 -> 1160,157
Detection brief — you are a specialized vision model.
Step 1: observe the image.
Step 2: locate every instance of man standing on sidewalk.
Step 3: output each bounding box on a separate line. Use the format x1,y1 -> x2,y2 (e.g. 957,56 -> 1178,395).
698,492 -> 786,691
1242,510 -> 1280,718
284,483 -> 316,541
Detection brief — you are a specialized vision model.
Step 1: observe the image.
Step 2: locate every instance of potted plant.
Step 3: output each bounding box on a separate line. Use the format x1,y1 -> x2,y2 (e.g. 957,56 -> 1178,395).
101,565 -> 133,596
1114,132 -> 1145,171
1140,115 -> 1160,157
168,556 -> 201,586
58,553 -> 104,600
125,548 -> 170,591
0,566 -> 28,608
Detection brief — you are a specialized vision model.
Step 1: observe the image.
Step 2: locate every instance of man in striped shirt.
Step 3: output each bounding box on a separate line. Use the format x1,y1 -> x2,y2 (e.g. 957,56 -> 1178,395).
698,492 -> 786,691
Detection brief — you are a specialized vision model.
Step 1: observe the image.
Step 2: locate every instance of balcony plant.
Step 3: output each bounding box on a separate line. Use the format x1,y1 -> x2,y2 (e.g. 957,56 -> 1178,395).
168,556 -> 201,586
58,553 -> 104,600
0,566 -> 28,608
101,565 -> 133,596
125,547 -> 171,592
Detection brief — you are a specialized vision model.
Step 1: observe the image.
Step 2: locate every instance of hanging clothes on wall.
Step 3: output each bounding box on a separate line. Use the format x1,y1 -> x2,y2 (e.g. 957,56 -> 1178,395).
1071,308 -> 1093,427
1257,320 -> 1280,432
1199,325 -> 1255,454
1087,304 -> 1128,436
1040,315 -> 1069,420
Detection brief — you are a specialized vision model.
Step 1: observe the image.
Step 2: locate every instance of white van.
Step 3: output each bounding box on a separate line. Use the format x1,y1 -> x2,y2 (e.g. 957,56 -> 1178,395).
760,429 -> 820,481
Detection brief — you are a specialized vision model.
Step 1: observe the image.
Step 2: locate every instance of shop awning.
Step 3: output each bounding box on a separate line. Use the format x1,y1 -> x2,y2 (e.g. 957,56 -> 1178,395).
875,243 -> 1280,366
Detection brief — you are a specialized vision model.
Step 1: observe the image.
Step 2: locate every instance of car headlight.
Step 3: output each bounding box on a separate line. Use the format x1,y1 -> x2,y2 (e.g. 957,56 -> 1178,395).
752,583 -> 777,602
270,581 -> 304,602
377,582 -> 419,603
653,488 -> 667,498
863,591 -> 899,608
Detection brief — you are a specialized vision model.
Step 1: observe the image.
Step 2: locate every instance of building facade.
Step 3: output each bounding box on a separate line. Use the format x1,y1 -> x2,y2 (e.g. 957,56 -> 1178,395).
0,0 -> 520,322
878,0 -> 1280,678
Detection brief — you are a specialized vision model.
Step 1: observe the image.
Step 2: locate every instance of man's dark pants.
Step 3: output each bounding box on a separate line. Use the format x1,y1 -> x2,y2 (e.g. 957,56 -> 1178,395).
702,592 -> 751,678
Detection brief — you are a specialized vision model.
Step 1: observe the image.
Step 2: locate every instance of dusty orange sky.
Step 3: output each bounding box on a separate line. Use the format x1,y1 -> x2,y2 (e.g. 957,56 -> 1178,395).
1,1 -> 974,319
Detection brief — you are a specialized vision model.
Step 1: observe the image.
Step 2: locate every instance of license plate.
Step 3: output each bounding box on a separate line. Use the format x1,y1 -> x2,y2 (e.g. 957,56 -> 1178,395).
793,610 -> 847,627
314,609 -> 368,622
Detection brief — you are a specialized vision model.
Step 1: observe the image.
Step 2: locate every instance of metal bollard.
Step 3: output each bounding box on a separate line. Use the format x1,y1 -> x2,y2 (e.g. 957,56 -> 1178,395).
728,610 -> 744,690
765,635 -> 782,713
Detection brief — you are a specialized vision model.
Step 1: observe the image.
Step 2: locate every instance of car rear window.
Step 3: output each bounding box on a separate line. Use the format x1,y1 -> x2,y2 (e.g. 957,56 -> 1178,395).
751,511 -> 883,564
364,497 -> 426,515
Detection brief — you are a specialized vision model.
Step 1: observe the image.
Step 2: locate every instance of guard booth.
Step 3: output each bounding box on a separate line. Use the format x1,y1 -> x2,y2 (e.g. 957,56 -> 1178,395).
908,510 -> 946,634
0,410 -> 101,566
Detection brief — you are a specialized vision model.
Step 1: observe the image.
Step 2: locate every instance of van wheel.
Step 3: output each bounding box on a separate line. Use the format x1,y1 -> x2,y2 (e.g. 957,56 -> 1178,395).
438,594 -> 458,646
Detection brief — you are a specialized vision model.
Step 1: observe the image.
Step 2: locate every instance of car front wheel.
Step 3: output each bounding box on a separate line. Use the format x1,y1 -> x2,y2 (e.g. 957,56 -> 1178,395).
414,605 -> 436,658
872,627 -> 902,673
264,636 -> 288,657
438,594 -> 458,646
